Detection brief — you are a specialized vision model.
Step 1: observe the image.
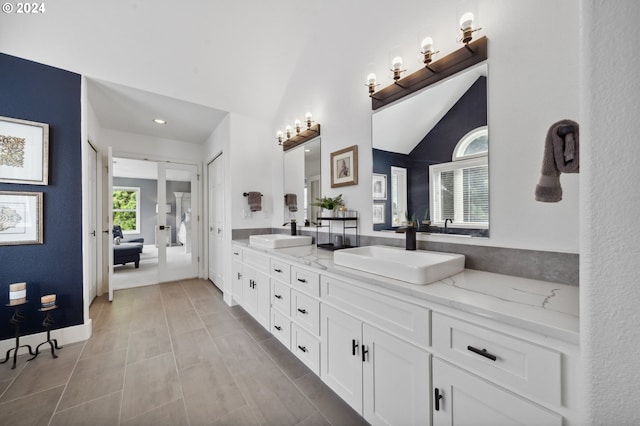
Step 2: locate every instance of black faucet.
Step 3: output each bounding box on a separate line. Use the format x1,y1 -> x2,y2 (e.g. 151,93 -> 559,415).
444,218 -> 453,234
283,219 -> 297,235
395,225 -> 417,251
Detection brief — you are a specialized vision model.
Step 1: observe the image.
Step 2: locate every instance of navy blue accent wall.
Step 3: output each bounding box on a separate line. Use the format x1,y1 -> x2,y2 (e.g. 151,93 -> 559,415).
373,76 -> 487,231
0,53 -> 83,339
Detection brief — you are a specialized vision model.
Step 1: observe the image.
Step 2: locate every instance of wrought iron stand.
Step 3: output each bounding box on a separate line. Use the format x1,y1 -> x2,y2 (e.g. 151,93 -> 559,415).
1,301 -> 35,369
29,305 -> 62,361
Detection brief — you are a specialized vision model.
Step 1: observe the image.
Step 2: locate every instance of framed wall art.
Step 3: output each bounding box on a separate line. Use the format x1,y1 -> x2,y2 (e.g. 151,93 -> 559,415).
372,173 -> 387,200
372,203 -> 385,224
330,145 -> 358,188
0,116 -> 49,185
0,191 -> 43,246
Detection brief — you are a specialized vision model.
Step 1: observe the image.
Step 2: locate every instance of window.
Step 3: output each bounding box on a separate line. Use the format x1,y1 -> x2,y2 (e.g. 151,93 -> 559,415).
429,127 -> 488,228
112,186 -> 140,233
390,166 -> 407,227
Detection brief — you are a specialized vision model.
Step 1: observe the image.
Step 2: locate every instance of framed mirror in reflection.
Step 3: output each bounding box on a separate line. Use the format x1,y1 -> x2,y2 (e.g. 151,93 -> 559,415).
283,137 -> 321,226
372,63 -> 488,237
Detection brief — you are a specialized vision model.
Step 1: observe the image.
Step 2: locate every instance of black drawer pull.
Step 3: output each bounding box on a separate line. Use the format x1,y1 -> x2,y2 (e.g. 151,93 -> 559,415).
467,345 -> 497,361
233,252 -> 239,255
434,388 -> 443,411
361,345 -> 369,362
274,325 -> 282,331
352,339 -> 358,356
297,278 -> 307,283
274,268 -> 282,273
274,294 -> 283,300
298,345 -> 308,353
237,272 -> 242,280
297,308 -> 308,315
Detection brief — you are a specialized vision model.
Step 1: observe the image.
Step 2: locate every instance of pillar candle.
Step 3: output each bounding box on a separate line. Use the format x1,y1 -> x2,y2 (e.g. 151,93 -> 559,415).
9,282 -> 26,300
41,294 -> 56,307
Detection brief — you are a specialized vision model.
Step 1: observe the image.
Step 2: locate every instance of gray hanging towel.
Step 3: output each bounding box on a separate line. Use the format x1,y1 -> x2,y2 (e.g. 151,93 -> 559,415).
285,193 -> 298,212
247,191 -> 262,212
535,119 -> 579,202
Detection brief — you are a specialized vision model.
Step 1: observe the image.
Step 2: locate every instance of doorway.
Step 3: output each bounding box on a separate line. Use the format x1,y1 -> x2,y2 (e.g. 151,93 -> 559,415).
108,155 -> 200,292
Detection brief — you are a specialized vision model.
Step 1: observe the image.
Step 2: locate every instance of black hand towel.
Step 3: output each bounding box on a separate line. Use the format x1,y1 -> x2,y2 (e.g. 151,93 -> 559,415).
247,191 -> 262,212
285,193 -> 298,212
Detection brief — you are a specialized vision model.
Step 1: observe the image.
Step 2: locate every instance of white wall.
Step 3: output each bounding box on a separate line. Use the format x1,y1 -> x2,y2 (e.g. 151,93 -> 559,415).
271,0 -> 580,254
581,1 -> 640,423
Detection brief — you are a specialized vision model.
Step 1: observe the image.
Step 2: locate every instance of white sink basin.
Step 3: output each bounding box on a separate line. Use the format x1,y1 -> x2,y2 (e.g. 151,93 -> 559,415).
249,234 -> 313,249
334,245 -> 465,285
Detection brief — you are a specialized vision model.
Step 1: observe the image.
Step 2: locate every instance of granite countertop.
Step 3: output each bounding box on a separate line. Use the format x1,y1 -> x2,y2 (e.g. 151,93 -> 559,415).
234,240 -> 579,344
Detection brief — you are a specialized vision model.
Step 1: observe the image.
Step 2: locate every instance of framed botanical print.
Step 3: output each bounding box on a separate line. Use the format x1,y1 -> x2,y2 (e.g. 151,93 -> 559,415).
0,191 -> 44,246
0,116 -> 49,185
331,145 -> 358,188
372,173 -> 387,200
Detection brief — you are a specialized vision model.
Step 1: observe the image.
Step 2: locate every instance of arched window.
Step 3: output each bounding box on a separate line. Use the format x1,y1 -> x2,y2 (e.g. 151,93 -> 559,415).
452,126 -> 488,161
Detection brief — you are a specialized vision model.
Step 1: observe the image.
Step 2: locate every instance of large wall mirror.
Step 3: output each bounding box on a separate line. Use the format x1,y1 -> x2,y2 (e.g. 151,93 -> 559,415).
372,62 -> 488,237
283,137 -> 321,226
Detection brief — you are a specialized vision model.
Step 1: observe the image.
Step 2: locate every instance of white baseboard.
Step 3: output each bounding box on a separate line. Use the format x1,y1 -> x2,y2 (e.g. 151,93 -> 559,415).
0,320 -> 92,356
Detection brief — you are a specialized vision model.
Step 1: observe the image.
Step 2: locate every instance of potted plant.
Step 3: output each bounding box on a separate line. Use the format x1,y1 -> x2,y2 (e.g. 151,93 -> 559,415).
312,194 -> 344,216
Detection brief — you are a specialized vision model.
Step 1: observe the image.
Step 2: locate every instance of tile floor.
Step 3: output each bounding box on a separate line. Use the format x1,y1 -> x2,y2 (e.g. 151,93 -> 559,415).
0,279 -> 368,426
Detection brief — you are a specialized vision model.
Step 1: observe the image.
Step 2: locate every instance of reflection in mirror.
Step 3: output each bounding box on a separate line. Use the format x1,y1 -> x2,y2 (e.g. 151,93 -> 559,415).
284,137 -> 321,226
372,63 -> 488,237
390,166 -> 407,226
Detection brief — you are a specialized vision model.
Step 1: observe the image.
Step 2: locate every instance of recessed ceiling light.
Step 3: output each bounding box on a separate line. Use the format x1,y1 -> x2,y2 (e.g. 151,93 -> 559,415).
153,118 -> 167,125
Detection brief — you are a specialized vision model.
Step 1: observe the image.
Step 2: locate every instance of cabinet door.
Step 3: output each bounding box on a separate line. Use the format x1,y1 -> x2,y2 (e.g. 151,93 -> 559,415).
255,268 -> 270,330
232,260 -> 243,305
362,324 -> 430,426
320,304 -> 363,413
242,265 -> 258,318
432,358 -> 562,426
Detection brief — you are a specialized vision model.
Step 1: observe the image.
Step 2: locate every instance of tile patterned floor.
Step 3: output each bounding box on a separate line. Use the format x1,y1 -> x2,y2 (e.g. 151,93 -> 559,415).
0,279 -> 368,426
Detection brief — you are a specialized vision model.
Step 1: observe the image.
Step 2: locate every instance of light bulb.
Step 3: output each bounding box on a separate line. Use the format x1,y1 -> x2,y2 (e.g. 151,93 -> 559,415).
391,56 -> 403,71
367,73 -> 376,85
305,112 -> 312,121
276,130 -> 283,138
460,12 -> 474,30
421,37 -> 434,53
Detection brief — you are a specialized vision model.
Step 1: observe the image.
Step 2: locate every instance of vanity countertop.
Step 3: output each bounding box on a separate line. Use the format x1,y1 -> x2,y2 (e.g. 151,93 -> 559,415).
234,240 -> 579,344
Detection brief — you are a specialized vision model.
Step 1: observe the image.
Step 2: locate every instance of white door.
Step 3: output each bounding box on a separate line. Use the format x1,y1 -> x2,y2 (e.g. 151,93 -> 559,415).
87,142 -> 98,302
320,304 -> 363,412
362,323 -> 430,426
157,162 -> 199,282
208,154 -> 224,290
432,358 -> 562,426
107,147 -> 114,301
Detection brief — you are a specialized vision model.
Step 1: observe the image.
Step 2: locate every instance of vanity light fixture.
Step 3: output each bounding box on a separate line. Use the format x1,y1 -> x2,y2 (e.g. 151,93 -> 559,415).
391,56 -> 406,82
305,112 -> 313,129
420,37 -> 440,67
153,118 -> 167,125
295,120 -> 302,135
276,130 -> 285,145
459,12 -> 481,45
277,113 -> 320,150
366,73 -> 379,97
285,125 -> 292,140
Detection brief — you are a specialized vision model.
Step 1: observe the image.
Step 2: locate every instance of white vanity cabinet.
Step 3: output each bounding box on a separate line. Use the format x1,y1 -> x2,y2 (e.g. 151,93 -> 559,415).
240,249 -> 270,330
320,282 -> 431,426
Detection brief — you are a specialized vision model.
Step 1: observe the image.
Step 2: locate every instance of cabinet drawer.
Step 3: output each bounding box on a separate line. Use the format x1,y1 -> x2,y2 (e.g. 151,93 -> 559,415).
432,312 -> 561,406
270,258 -> 291,282
292,323 -> 320,375
232,245 -> 243,259
271,279 -> 291,315
271,309 -> 291,350
291,290 -> 320,335
291,266 -> 320,297
321,275 -> 430,349
243,249 -> 269,272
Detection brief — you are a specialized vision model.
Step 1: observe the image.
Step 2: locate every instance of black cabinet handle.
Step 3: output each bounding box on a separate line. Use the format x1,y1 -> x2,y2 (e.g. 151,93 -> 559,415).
237,272 -> 242,280
361,345 -> 369,362
233,252 -> 239,255
434,388 -> 443,411
297,278 -> 307,283
298,345 -> 308,353
274,268 -> 282,273
274,325 -> 282,331
297,308 -> 308,315
467,345 -> 497,361
274,294 -> 283,300
352,339 -> 358,356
